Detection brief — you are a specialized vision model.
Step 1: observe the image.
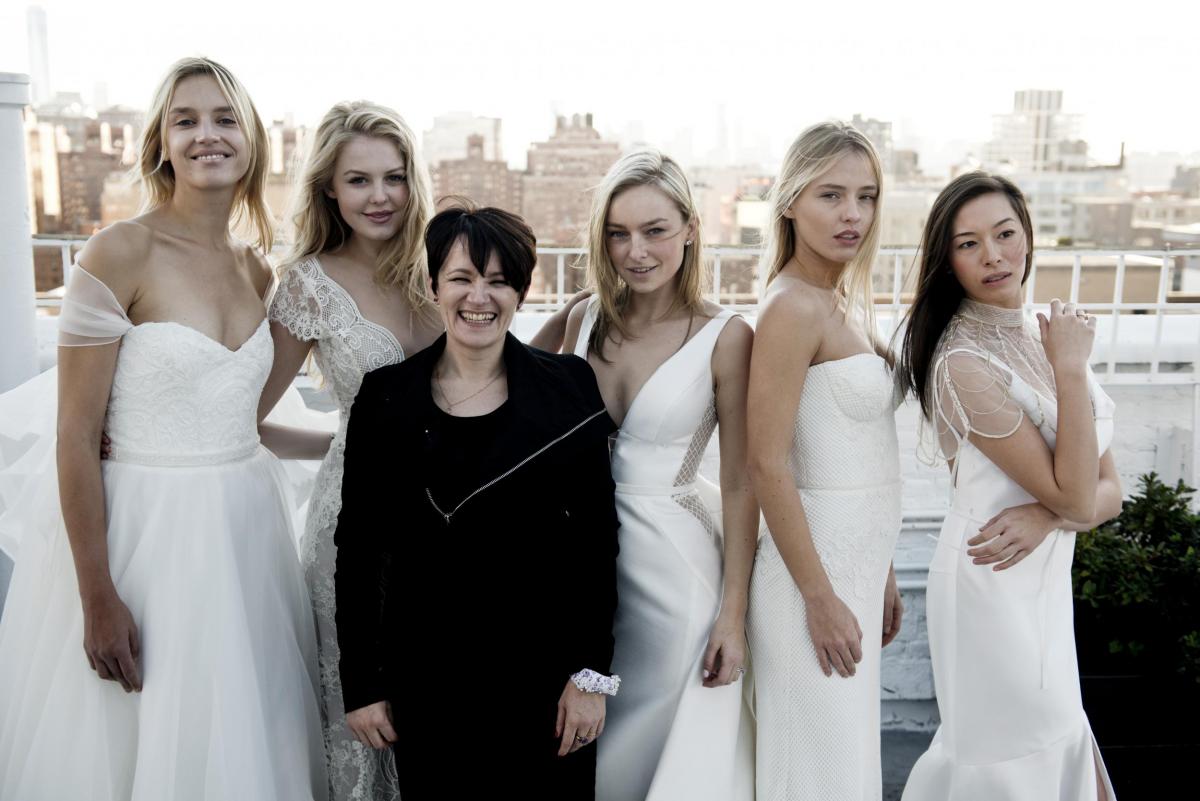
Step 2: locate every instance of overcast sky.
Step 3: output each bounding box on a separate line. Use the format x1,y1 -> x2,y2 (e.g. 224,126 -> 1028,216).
2,0 -> 1198,174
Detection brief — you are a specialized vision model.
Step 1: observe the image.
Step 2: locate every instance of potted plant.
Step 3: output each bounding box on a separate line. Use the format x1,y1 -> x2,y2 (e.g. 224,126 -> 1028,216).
1073,472 -> 1200,799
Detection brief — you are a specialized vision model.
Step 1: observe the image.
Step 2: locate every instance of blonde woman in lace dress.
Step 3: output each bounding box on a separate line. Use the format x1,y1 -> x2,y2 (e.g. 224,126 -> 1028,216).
258,102 -> 580,801
561,150 -> 757,801
746,122 -> 905,801
897,173 -> 1120,800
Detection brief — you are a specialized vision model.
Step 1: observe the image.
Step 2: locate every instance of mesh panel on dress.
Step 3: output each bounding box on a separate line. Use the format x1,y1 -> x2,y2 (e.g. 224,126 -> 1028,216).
672,401 -> 718,540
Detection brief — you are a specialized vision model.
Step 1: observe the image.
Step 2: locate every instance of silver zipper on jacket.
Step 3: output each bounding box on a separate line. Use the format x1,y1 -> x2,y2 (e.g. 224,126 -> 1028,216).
425,409 -> 607,525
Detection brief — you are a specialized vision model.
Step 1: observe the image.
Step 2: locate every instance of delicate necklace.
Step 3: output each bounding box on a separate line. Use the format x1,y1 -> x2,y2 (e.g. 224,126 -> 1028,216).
434,368 -> 505,411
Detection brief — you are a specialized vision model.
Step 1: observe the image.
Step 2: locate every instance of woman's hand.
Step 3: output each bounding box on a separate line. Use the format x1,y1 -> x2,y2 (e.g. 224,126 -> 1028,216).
882,564 -> 903,647
1037,299 -> 1096,373
346,700 -> 397,750
529,289 -> 593,353
967,502 -> 1062,570
702,611 -> 747,687
804,590 -> 863,678
82,589 -> 141,692
555,680 -> 606,756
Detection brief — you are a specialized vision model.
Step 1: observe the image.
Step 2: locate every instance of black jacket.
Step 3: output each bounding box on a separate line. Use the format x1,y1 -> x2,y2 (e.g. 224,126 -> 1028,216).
334,332 -> 619,723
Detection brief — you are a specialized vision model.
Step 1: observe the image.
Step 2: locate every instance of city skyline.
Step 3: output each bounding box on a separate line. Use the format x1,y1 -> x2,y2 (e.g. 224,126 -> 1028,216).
3,0 -> 1198,176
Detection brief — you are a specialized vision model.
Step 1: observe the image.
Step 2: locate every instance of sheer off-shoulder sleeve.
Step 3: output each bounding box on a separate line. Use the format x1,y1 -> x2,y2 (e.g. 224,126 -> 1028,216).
268,261 -> 324,342
926,347 -> 1026,464
57,265 -> 132,347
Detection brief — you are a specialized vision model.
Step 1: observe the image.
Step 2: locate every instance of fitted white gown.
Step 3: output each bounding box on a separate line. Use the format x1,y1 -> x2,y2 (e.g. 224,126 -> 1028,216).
0,266 -> 326,801
576,299 -> 755,801
903,299 -> 1117,800
747,352 -> 902,801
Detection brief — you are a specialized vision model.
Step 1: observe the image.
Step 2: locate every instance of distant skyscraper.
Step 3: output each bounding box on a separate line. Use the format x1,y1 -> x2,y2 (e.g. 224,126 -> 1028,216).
520,113 -> 621,246
26,5 -> 51,106
432,134 -> 522,213
850,113 -> 894,174
986,90 -> 1084,172
423,112 -> 503,168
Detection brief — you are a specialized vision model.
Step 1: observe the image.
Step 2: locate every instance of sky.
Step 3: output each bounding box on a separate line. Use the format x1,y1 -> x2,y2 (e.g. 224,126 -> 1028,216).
2,0 -> 1198,175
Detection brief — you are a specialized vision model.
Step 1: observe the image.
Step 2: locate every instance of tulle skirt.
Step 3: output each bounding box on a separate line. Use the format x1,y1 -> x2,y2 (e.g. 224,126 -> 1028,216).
0,447 -> 328,801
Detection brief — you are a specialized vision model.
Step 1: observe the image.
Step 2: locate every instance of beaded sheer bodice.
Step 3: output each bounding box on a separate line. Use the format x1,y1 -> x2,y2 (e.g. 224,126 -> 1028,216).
924,298 -> 1082,466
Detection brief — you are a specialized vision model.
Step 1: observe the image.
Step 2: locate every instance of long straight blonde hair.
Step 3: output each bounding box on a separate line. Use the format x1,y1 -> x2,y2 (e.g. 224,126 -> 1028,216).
283,101 -> 434,316
585,149 -> 708,359
137,57 -> 273,251
761,121 -> 884,331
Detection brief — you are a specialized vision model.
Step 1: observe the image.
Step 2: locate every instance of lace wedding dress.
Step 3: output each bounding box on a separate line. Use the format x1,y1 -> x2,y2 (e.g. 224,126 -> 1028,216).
268,256 -> 406,801
0,265 -> 326,801
747,351 -> 902,800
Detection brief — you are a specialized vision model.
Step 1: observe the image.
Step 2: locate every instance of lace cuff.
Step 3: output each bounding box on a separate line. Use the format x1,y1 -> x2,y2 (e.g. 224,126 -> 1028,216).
58,265 -> 133,346
268,260 -> 324,341
571,668 -> 620,696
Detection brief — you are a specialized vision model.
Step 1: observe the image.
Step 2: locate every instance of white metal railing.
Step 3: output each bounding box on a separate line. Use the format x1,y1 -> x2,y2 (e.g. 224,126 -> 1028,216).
31,236 -> 1200,382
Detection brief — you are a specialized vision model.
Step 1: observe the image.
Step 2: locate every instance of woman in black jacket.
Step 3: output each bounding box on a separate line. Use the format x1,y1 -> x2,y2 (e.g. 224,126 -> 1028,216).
333,204 -> 620,799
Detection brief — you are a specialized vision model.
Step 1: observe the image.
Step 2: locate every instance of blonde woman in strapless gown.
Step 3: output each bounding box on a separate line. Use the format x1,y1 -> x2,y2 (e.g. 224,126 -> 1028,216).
747,122 -> 904,801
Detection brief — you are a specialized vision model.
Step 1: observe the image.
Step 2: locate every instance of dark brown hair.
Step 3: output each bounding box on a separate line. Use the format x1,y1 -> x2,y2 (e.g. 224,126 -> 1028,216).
896,172 -> 1034,419
426,202 -> 537,301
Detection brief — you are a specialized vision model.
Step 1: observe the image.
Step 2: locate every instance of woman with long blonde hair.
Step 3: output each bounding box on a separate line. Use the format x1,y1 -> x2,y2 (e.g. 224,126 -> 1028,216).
745,121 -> 904,799
0,57 -> 326,799
561,149 -> 757,800
257,101 -> 579,801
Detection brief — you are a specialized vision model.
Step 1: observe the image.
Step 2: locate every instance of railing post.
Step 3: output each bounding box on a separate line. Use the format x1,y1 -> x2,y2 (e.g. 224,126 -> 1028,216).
1107,254 -> 1126,378
712,250 -> 722,303
1151,254 -> 1171,375
1025,250 -> 1039,305
60,242 -> 72,286
556,253 -> 565,307
0,73 -> 38,392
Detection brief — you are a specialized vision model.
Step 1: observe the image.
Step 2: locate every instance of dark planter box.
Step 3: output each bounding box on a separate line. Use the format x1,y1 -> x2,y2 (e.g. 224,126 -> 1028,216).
1075,601 -> 1200,799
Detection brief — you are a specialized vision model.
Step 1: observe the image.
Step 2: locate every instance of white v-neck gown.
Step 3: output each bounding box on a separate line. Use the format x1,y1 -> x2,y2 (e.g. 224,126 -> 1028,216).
575,299 -> 754,801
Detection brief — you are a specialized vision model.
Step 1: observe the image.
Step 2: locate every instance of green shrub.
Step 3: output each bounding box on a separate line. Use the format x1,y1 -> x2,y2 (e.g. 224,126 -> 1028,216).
1074,473 -> 1200,682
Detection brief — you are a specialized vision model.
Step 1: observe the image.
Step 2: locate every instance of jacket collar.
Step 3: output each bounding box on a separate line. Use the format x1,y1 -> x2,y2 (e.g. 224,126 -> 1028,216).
416,331 -> 608,456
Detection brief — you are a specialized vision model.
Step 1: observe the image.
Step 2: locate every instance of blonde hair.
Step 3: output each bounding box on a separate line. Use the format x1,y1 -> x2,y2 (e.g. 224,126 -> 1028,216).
282,101 -> 434,315
137,57 -> 273,251
584,149 -> 708,359
761,121 -> 884,330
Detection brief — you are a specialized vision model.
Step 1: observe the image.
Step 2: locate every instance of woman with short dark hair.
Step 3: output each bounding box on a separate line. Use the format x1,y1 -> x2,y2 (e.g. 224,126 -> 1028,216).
333,205 -> 620,799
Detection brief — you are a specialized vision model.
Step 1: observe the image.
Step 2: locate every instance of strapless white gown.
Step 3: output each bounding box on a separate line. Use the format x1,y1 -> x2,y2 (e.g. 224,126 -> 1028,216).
0,317 -> 327,801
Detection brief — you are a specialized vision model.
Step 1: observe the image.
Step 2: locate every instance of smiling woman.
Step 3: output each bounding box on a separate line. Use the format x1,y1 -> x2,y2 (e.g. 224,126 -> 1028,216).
0,56 -> 327,801
331,205 -> 621,800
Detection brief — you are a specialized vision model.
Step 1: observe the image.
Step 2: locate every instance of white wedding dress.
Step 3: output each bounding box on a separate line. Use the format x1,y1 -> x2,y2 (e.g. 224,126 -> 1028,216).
903,298 -> 1117,800
0,265 -> 327,801
268,256 -> 405,801
575,298 -> 755,801
747,352 -> 902,800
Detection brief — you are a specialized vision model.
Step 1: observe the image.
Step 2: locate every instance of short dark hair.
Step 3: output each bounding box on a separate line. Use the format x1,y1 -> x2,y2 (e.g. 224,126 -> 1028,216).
896,172 -> 1034,420
426,203 -> 538,301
